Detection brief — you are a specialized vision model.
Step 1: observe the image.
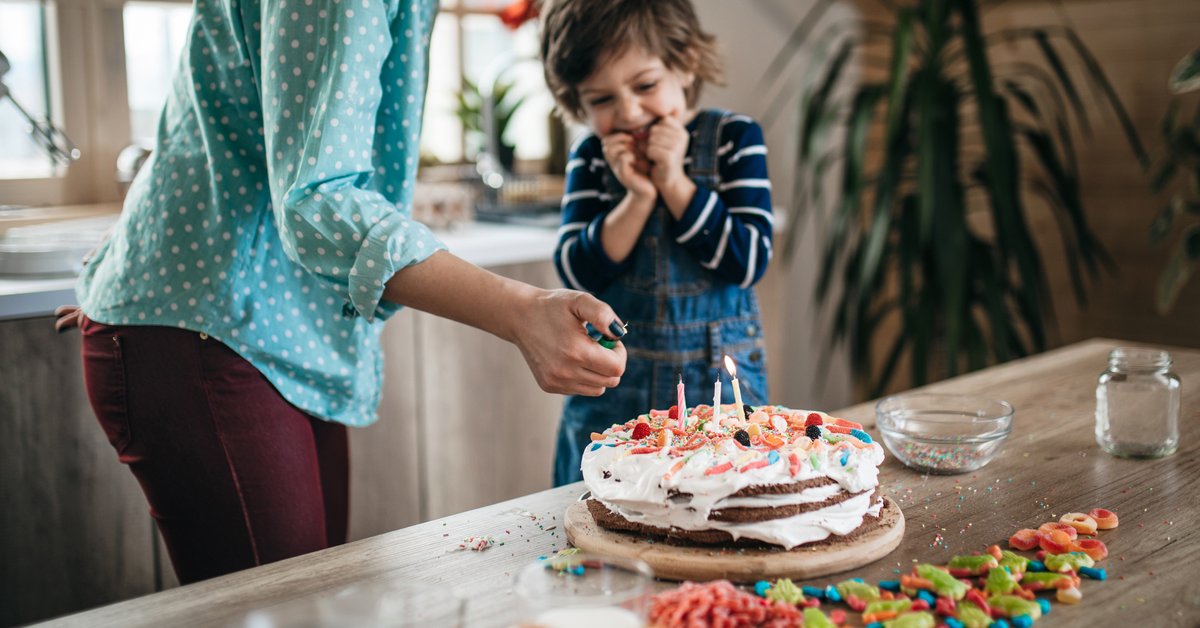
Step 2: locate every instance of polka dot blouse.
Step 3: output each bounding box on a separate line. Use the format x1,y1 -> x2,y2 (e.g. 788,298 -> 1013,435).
77,0 -> 446,427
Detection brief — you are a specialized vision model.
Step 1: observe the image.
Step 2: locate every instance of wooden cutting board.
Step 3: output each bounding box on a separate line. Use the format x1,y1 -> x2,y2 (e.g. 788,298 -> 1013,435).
564,497 -> 904,583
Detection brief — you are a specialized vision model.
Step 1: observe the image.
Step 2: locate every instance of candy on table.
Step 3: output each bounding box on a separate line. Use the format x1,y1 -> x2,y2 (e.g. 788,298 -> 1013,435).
915,564 -> 969,600
1037,528 -> 1074,554
802,607 -> 838,628
1010,615 -> 1035,628
1078,566 -> 1107,580
984,566 -> 1020,595
1056,585 -> 1083,604
987,594 -> 1043,620
954,600 -> 993,628
836,579 -> 883,610
862,598 -> 913,623
1008,529 -> 1040,551
1026,560 -> 1047,572
1019,571 -> 1079,592
1059,512 -> 1098,535
1071,538 -> 1109,561
1089,508 -> 1119,530
1037,522 -> 1078,541
934,596 -> 957,616
881,610 -> 936,628
948,553 -> 999,576
998,550 -> 1031,577
1044,551 -> 1095,573
763,578 -> 805,605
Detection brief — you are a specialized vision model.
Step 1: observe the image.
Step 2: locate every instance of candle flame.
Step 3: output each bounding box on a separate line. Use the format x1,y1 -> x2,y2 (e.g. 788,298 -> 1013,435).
723,355 -> 737,378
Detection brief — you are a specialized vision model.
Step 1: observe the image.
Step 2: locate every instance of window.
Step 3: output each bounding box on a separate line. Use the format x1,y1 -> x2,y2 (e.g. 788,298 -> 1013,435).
123,2 -> 192,146
422,0 -> 553,167
0,1 -> 54,180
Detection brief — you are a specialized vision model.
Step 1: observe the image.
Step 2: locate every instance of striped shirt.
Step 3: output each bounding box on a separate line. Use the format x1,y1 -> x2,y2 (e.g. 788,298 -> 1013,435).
555,114 -> 773,294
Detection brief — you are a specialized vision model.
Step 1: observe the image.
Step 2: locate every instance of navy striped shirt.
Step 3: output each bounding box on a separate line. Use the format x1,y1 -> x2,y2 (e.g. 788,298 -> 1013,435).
554,113 -> 773,294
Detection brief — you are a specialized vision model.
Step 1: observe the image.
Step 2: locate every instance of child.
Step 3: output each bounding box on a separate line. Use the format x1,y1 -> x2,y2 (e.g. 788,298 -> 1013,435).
541,0 -> 774,485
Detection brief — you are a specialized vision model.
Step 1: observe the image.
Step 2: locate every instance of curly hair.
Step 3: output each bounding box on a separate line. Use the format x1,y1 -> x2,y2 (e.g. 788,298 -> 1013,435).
539,0 -> 724,122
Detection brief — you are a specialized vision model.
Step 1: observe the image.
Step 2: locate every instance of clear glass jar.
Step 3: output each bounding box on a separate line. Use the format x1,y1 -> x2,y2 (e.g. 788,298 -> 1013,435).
1095,347 -> 1180,458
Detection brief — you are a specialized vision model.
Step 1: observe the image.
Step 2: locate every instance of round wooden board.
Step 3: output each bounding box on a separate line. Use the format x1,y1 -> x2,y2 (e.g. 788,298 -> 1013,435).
564,496 -> 904,583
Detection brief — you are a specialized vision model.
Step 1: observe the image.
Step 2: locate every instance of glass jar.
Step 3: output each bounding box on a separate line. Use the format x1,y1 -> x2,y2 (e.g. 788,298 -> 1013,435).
1095,347 -> 1180,458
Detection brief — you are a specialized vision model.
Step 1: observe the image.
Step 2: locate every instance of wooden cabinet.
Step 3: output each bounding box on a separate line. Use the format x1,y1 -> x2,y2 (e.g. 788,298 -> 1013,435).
0,259 -> 564,623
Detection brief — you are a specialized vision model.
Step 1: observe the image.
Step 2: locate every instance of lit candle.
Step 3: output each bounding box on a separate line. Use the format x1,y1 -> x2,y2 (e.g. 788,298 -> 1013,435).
712,370 -> 722,424
723,355 -> 746,423
677,373 -> 687,430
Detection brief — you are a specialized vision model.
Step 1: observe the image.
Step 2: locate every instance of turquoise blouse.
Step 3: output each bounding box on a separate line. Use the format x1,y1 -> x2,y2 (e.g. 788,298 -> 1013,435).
77,0 -> 445,426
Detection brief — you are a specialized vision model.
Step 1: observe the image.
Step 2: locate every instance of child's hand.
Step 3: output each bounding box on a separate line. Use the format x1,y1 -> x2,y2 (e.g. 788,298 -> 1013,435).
601,132 -> 656,202
645,112 -> 690,190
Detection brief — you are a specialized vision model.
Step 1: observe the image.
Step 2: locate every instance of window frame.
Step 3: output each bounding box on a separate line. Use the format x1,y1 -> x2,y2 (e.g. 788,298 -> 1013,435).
0,0 -> 191,207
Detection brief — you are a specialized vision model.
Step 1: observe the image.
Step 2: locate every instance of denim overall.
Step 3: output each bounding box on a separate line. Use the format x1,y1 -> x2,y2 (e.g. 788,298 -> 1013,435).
553,108 -> 769,486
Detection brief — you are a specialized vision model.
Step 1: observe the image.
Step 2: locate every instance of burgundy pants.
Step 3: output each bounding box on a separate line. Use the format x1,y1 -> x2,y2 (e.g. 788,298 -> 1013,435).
80,315 -> 348,584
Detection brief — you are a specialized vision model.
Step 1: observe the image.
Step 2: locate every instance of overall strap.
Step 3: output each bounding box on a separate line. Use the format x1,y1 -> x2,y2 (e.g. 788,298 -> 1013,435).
688,108 -> 729,186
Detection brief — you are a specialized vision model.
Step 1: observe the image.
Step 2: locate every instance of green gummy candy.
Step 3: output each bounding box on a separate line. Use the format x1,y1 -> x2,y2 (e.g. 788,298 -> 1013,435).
999,550 -> 1030,575
836,579 -> 882,602
883,611 -> 937,628
1020,571 -> 1074,589
865,599 -> 913,615
949,554 -> 1000,574
802,608 -> 837,628
1044,551 -> 1094,573
915,563 -> 969,600
988,594 -> 1043,620
766,578 -> 805,605
985,566 -> 1020,595
955,601 -> 993,628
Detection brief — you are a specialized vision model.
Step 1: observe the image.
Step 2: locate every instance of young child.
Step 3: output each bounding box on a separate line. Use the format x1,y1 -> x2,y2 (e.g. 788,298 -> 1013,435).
541,0 -> 774,485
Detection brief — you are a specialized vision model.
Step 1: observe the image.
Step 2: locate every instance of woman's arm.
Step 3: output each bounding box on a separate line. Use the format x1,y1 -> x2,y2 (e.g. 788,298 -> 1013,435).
383,250 -> 626,396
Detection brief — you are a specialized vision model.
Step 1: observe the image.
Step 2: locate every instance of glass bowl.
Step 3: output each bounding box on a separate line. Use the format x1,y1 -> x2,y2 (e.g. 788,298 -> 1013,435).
875,393 -> 1014,474
513,551 -> 654,627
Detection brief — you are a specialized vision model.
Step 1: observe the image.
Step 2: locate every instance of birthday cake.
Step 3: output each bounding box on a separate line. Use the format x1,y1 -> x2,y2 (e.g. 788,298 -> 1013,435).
580,404 -> 889,549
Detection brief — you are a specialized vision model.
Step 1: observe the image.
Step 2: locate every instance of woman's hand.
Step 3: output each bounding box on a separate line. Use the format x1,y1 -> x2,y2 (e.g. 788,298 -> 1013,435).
509,289 -> 626,396
601,132 -> 656,203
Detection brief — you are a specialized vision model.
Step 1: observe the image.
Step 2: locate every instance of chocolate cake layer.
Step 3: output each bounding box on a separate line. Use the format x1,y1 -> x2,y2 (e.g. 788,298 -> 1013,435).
586,496 -> 891,549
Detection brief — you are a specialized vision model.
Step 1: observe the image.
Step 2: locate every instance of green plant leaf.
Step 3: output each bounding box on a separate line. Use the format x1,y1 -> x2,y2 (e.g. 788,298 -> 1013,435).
1156,224 -> 1200,313
1169,48 -> 1200,94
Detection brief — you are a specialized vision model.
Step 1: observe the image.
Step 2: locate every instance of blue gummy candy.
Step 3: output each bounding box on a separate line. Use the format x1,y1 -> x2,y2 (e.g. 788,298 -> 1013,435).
1012,615 -> 1033,628
990,621 -> 1010,628
802,586 -> 825,599
879,580 -> 901,591
1079,566 -> 1107,580
755,580 -> 772,597
1028,560 -> 1047,572
1037,598 -> 1051,615
945,619 -> 965,628
850,428 -> 873,443
917,590 -> 936,606
768,450 -> 780,465
572,565 -> 585,576
851,577 -> 865,583
590,443 -> 602,451
824,585 -> 842,602
865,623 -> 883,628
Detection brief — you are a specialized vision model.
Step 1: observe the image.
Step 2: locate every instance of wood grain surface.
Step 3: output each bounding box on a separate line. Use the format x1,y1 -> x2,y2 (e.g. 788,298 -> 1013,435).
564,497 -> 904,583
35,339 -> 1200,627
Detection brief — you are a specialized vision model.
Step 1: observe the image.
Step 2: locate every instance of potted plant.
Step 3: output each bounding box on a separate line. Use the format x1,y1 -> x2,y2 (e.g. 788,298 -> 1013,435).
764,0 -> 1148,397
1149,49 -> 1200,314
456,75 -> 528,172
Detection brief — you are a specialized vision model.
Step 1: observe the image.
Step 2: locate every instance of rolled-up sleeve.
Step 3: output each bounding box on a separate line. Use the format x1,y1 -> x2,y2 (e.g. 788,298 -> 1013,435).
260,0 -> 443,321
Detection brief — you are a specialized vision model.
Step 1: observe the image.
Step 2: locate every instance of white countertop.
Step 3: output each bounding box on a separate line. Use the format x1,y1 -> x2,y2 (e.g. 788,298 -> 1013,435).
0,221 -> 558,320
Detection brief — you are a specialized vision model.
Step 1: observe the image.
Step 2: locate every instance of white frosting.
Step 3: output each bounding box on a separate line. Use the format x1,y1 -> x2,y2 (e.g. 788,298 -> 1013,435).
580,405 -> 886,549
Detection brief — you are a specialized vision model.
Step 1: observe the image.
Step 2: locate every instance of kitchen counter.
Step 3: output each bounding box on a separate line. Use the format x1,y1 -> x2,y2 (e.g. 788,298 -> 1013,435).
34,338 -> 1200,627
0,220 -> 558,320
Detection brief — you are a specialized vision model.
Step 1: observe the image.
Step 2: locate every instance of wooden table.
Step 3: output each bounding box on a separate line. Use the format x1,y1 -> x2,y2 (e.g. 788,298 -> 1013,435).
37,339 -> 1200,627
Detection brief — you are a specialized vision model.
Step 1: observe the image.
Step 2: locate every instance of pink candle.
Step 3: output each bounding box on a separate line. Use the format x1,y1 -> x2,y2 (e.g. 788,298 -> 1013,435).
677,374 -> 687,430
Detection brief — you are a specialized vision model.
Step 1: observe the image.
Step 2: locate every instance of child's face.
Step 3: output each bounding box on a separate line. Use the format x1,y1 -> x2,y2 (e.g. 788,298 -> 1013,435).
577,46 -> 693,138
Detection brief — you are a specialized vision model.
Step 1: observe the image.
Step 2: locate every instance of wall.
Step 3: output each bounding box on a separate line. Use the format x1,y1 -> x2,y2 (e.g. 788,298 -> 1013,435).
694,0 -> 857,412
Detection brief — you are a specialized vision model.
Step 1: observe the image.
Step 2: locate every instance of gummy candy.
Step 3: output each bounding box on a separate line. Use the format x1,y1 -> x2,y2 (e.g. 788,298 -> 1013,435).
1037,528 -> 1073,554
803,607 -> 837,628
985,566 -> 1020,595
1044,551 -> 1094,573
1008,529 -> 1039,551
1071,538 -> 1109,561
1019,571 -> 1078,591
915,564 -> 969,600
1038,521 -> 1078,541
1056,585 -> 1083,604
765,578 -> 805,605
987,594 -> 1042,620
1089,508 -> 1119,530
998,550 -> 1030,577
882,611 -> 936,628
947,554 -> 999,576
954,601 -> 992,628
1059,512 -> 1098,535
